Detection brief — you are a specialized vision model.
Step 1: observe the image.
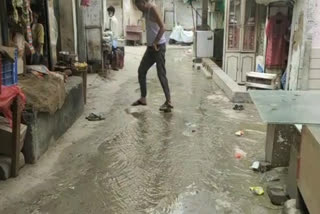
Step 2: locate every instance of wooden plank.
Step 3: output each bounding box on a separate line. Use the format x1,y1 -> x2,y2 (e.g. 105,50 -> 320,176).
246,82 -> 275,89
298,125 -> 320,214
308,80 -> 320,89
309,69 -> 320,79
246,72 -> 277,80
247,77 -> 275,87
11,97 -> 21,177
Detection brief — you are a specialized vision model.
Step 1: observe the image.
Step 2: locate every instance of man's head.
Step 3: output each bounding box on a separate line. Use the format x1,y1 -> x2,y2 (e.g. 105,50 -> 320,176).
107,6 -> 115,17
135,0 -> 149,12
33,12 -> 39,24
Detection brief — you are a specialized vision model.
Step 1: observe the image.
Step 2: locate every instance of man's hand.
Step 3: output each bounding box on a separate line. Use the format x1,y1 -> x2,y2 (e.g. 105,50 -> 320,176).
153,43 -> 159,51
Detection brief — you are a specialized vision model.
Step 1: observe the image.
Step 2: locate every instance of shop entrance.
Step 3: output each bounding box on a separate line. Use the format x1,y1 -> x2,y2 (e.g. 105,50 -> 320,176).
265,1 -> 294,89
5,0 -> 52,69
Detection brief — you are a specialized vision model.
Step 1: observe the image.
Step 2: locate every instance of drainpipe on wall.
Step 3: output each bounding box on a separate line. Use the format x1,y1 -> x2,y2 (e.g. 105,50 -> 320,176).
201,0 -> 210,30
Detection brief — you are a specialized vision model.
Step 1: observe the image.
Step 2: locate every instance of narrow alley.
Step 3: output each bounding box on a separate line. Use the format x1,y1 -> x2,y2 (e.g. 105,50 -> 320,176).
0,47 -> 280,214
1,0 -> 320,212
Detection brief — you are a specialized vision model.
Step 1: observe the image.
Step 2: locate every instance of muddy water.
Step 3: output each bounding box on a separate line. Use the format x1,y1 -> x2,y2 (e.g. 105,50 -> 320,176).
0,47 -> 281,214
84,48 -> 280,214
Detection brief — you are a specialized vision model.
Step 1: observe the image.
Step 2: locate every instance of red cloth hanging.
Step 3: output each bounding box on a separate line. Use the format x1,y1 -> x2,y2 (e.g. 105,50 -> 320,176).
0,86 -> 26,127
266,13 -> 289,69
81,0 -> 91,7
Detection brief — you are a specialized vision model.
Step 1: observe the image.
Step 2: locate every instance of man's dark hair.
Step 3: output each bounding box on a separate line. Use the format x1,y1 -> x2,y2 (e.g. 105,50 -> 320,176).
107,6 -> 115,14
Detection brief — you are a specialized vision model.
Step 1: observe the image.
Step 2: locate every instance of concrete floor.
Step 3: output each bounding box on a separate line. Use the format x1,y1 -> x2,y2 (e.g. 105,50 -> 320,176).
0,46 -> 281,214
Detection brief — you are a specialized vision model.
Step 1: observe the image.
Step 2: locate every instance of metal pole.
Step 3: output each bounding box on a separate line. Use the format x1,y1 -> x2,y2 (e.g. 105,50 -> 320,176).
173,0 -> 177,27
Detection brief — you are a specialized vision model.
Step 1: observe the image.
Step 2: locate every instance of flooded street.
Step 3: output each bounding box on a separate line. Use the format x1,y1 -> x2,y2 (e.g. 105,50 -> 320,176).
0,46 -> 281,214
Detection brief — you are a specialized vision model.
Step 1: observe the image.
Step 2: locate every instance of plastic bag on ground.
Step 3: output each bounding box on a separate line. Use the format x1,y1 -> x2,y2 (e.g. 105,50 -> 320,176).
170,25 -> 194,44
234,146 -> 247,159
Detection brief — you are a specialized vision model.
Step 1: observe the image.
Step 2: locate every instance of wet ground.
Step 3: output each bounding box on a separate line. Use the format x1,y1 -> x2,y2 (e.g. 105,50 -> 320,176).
0,46 -> 281,214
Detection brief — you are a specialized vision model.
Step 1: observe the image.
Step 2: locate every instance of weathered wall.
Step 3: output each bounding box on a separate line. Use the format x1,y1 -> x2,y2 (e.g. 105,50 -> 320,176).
83,0 -> 104,62
122,0 -> 199,33
303,49 -> 320,89
288,0 -> 318,90
304,0 -> 320,90
287,0 -> 311,90
22,77 -> 84,163
209,11 -> 224,30
312,0 -> 320,48
59,0 -> 76,52
256,4 -> 267,57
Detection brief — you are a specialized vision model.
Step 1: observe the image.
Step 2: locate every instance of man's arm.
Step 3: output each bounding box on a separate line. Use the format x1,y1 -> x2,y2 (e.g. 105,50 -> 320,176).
150,6 -> 165,49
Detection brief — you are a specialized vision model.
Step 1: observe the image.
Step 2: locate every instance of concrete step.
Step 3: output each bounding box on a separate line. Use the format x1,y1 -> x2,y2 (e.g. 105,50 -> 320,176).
202,58 -> 252,103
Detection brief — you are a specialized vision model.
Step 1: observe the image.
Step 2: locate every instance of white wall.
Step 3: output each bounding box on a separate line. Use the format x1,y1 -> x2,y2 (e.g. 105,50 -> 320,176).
287,0 -> 306,90
307,49 -> 320,89
291,0 -> 320,90
123,0 -> 142,27
304,0 -> 320,90
312,0 -> 320,48
163,0 -> 201,30
121,0 -> 200,32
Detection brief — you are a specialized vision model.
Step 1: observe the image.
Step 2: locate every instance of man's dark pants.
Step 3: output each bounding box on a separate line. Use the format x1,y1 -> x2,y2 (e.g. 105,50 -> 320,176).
138,44 -> 171,102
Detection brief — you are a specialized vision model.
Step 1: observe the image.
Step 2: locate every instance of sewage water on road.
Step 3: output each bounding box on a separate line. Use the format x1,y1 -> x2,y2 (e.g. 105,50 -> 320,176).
0,47 -> 281,214
84,48 -> 281,214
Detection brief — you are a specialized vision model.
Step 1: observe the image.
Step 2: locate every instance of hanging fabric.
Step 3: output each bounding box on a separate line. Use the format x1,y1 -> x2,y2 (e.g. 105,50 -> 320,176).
265,13 -> 289,69
24,0 -> 34,53
81,0 -> 91,7
12,0 -> 24,23
0,86 -> 26,127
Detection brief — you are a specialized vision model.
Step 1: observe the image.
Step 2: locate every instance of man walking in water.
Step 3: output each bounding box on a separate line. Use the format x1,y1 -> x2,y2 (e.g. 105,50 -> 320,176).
132,0 -> 173,112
